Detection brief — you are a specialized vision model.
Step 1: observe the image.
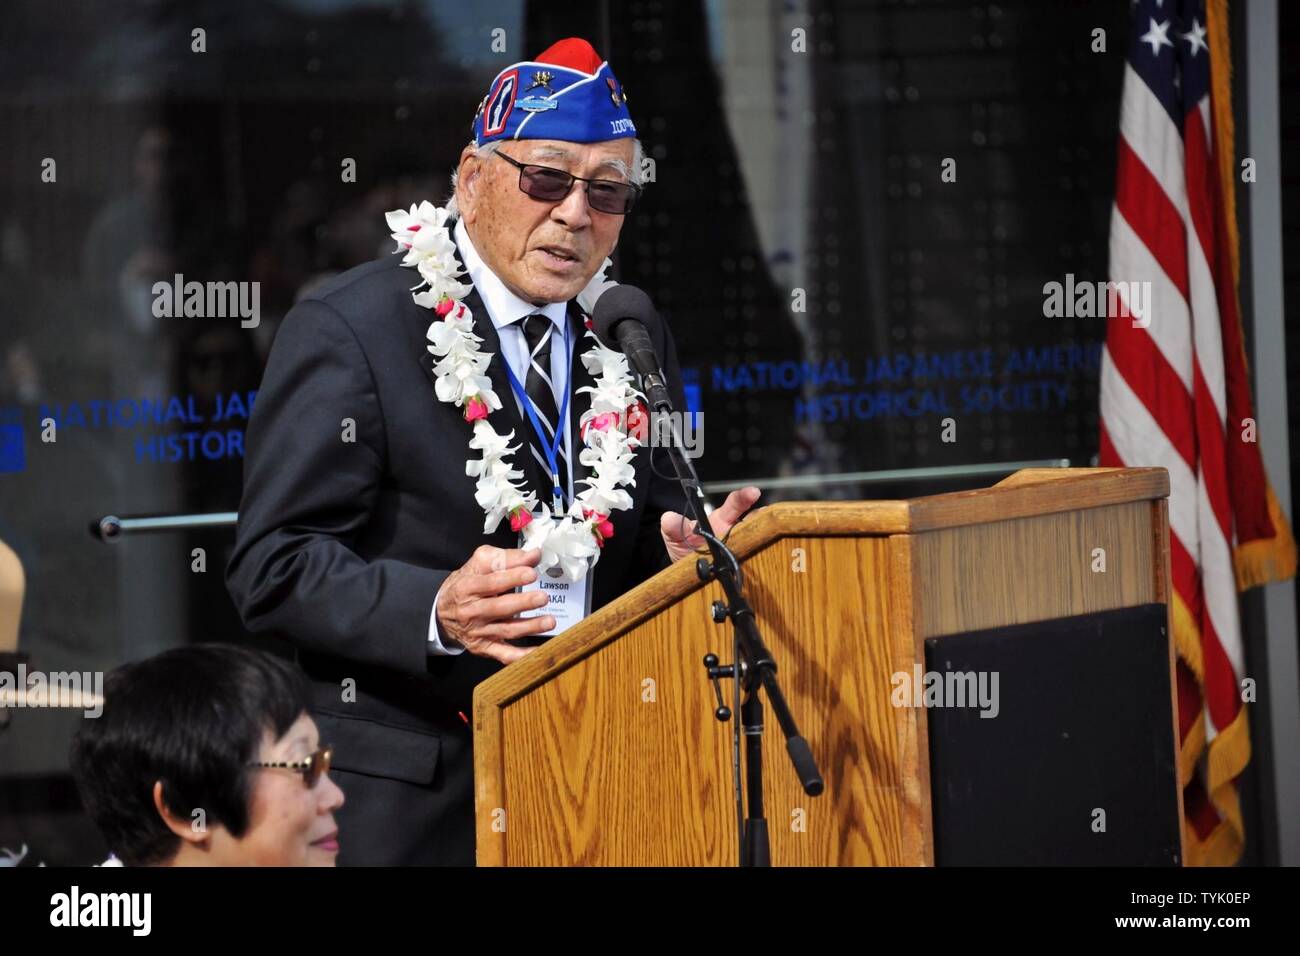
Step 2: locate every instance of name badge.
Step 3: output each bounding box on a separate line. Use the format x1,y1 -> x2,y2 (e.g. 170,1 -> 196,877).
519,559 -> 592,636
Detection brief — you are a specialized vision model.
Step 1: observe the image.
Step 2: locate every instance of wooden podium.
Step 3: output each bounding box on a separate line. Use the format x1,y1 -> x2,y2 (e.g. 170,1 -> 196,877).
472,467 -> 1184,866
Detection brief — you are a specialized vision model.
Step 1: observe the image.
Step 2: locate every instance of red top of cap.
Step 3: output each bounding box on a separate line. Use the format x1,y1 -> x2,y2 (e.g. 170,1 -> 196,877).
534,37 -> 604,75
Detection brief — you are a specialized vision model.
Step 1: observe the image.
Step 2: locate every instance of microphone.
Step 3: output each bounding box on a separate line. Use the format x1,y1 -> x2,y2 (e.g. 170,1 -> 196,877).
591,285 -> 673,410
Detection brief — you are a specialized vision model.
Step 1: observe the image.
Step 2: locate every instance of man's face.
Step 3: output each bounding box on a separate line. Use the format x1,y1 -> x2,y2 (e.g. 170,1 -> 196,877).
456,138 -> 635,305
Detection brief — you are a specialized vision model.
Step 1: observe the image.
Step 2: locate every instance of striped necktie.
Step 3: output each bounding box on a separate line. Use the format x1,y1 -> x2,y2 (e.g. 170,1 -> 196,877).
520,314 -> 568,509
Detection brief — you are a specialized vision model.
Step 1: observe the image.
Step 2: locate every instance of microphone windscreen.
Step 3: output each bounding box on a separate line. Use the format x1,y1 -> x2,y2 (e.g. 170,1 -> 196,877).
592,284 -> 659,350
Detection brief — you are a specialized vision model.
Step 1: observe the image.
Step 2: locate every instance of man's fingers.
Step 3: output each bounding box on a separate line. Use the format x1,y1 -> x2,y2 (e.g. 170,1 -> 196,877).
470,589 -> 549,624
714,486 -> 761,527
462,611 -> 556,663
660,510 -> 697,540
469,545 -> 542,574
490,613 -> 557,641
491,547 -> 543,573
657,486 -> 762,564
475,641 -> 537,665
661,488 -> 761,546
463,564 -> 539,599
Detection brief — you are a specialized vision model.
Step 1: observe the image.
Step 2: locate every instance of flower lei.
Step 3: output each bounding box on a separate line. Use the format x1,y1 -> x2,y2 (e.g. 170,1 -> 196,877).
385,201 -> 647,583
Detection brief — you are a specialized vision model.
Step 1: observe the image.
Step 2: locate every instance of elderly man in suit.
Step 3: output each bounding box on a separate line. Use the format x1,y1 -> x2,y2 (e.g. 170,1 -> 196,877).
227,37 -> 759,865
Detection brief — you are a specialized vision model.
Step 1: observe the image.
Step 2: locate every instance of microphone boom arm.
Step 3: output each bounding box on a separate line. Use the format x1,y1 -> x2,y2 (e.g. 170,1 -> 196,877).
645,374 -> 825,867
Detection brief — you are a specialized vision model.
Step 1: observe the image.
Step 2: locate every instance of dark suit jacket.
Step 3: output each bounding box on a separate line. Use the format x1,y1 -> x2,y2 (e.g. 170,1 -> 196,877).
226,249 -> 687,864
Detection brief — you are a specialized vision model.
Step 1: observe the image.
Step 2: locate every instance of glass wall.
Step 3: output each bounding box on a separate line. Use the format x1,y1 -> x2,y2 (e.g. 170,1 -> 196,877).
0,0 -> 1128,862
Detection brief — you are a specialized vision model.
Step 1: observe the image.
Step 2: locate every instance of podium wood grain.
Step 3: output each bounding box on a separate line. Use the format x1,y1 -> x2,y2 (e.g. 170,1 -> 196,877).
474,467 -> 1181,865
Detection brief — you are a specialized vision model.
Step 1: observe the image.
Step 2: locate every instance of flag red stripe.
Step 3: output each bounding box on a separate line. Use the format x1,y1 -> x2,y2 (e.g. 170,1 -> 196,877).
1104,328 -> 1197,471
1191,361 -> 1234,543
1114,137 -> 1190,299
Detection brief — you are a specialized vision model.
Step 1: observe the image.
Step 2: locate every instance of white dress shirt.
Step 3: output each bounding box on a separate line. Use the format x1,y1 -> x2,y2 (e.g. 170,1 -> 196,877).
427,219 -> 577,654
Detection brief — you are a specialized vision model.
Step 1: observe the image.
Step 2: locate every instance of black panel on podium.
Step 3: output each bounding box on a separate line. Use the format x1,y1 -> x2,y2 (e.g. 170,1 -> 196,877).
925,604 -> 1181,866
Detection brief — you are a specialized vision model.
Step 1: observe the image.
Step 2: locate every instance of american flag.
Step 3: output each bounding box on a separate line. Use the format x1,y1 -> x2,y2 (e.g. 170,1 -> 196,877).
1099,0 -> 1295,865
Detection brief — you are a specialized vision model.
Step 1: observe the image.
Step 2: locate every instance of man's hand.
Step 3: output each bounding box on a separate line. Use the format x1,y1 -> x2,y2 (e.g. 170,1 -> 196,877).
660,486 -> 761,564
436,546 -> 554,664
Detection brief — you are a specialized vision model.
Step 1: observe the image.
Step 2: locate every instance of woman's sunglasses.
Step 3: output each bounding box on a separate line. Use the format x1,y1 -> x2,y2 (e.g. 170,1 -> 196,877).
249,745 -> 333,788
494,150 -> 640,215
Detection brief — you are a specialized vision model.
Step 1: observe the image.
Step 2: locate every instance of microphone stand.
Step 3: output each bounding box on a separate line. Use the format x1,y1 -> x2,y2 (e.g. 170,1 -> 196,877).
641,373 -> 824,867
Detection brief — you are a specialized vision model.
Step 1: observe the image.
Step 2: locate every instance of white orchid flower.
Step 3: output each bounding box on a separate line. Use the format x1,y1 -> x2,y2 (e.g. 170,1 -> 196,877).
580,343 -> 633,382
475,461 -> 533,532
467,419 -> 515,453
576,257 -> 617,314
523,509 -> 599,582
578,381 -> 639,417
385,201 -> 454,264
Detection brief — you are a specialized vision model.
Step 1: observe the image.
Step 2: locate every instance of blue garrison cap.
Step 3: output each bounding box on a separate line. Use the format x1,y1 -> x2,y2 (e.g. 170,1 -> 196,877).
473,37 -> 636,146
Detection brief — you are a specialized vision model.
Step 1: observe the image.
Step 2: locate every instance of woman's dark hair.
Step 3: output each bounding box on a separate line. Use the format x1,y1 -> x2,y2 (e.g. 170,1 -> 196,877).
70,643 -> 309,866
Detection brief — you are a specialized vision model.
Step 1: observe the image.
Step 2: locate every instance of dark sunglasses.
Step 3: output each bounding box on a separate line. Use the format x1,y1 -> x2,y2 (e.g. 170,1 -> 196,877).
249,745 -> 333,788
493,149 -> 640,215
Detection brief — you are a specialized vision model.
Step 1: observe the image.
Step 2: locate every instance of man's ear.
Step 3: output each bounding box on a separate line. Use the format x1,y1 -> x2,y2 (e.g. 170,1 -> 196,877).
457,144 -> 485,224
152,780 -> 208,847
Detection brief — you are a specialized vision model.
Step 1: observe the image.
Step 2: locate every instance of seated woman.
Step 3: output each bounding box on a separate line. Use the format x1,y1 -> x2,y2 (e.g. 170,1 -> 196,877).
70,643 -> 344,866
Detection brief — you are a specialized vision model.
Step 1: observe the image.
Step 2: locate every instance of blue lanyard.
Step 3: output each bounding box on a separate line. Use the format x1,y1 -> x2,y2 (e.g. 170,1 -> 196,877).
501,316 -> 571,512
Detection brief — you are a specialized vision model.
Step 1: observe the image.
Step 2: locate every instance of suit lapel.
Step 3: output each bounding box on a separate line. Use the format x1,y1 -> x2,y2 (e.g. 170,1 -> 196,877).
413,282 -> 527,439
